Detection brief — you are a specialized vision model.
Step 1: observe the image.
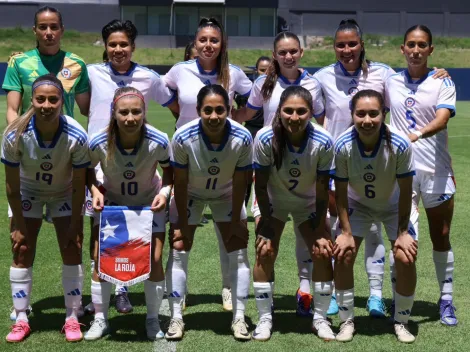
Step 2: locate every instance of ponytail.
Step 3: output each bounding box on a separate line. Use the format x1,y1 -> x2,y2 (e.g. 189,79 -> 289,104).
4,106 -> 35,154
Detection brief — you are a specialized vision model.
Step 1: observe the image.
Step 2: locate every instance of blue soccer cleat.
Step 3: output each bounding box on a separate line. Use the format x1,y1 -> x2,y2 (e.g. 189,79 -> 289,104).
367,295 -> 386,318
327,294 -> 339,316
296,288 -> 313,317
439,299 -> 458,326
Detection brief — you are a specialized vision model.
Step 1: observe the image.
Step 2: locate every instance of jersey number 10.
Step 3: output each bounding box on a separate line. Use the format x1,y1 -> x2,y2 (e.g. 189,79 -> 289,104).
121,181 -> 138,196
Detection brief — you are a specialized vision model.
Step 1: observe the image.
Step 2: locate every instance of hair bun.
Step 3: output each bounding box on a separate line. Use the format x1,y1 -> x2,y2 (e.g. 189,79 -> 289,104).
339,18 -> 358,26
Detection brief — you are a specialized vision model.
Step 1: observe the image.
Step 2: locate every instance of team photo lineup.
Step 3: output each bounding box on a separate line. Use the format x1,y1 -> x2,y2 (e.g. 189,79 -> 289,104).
1,4 -> 461,347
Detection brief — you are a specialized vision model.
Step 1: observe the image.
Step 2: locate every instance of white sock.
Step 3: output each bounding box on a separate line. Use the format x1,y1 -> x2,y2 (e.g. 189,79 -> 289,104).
115,285 -> 128,295
295,227 -> 312,293
365,223 -> 385,299
167,250 -> 189,320
336,288 -> 354,322
394,292 -> 414,324
62,264 -> 84,320
389,250 -> 396,301
433,250 -> 454,301
215,223 -> 231,288
91,280 -> 112,320
254,282 -> 273,321
313,281 -> 333,320
144,280 -> 164,319
10,267 -> 33,322
228,249 -> 250,320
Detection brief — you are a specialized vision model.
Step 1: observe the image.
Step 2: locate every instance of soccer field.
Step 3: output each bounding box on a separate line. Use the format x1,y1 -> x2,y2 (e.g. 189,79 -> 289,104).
0,96 -> 468,352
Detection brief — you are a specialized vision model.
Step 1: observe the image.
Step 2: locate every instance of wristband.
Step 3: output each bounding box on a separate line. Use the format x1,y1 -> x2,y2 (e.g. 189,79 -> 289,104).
158,185 -> 172,199
412,130 -> 423,139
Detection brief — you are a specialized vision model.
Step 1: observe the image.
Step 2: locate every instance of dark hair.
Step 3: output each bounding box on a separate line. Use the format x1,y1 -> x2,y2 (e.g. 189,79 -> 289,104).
196,84 -> 230,115
108,86 -> 147,161
5,74 -> 64,153
195,17 -> 230,90
351,89 -> 392,153
272,86 -> 313,170
404,24 -> 433,45
335,19 -> 369,76
102,50 -> 109,62
184,40 -> 195,61
261,32 -> 301,101
256,56 -> 271,69
34,6 -> 63,27
102,19 -> 138,46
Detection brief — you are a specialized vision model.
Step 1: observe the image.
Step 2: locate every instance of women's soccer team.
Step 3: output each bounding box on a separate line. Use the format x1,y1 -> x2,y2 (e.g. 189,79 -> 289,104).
1,5 -> 458,345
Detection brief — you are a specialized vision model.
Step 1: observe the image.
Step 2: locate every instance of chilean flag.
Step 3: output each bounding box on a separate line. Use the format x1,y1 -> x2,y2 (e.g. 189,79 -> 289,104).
98,206 -> 152,286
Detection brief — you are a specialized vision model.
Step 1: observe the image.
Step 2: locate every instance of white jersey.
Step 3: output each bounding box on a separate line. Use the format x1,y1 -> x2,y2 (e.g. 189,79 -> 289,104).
89,124 -> 170,205
247,70 -> 325,127
1,115 -> 90,198
314,61 -> 395,140
253,123 -> 334,204
334,124 -> 415,211
87,62 -> 175,138
164,59 -> 252,129
386,70 -> 456,176
170,119 -> 253,199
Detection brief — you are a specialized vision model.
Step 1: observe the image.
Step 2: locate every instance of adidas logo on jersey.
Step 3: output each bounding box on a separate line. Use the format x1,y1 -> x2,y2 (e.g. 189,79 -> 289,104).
59,203 -> 72,212
42,154 -> 51,160
13,290 -> 27,299
118,80 -> 126,87
67,288 -> 81,296
291,159 -> 300,165
125,162 -> 134,168
408,89 -> 416,95
364,164 -> 373,170
349,79 -> 357,85
29,71 -> 39,78
203,79 -> 211,86
210,158 -> 218,163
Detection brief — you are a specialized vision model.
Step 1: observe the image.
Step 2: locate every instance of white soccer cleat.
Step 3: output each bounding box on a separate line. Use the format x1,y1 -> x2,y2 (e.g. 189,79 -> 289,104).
9,306 -> 32,321
231,318 -> 251,341
394,323 -> 415,343
312,318 -> 336,341
222,288 -> 233,312
146,318 -> 164,341
165,318 -> 185,340
336,319 -> 355,342
252,318 -> 273,341
84,318 -> 110,341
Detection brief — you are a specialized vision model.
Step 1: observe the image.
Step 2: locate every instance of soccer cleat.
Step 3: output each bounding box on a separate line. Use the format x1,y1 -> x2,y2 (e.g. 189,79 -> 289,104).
84,318 -> 110,341
222,287 -> 233,312
9,305 -> 33,321
231,318 -> 251,341
367,295 -> 386,318
6,320 -> 31,343
114,293 -> 133,314
146,318 -> 164,341
438,299 -> 458,326
62,318 -> 84,342
296,288 -> 313,317
77,305 -> 85,319
84,302 -> 95,315
336,319 -> 355,342
165,318 -> 185,340
394,322 -> 415,343
312,318 -> 336,341
327,294 -> 339,316
252,318 -> 272,341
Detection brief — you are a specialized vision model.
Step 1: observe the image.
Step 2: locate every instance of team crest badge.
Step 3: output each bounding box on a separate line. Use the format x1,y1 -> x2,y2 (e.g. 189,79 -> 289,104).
363,172 -> 376,183
348,87 -> 359,96
40,162 -> 53,171
289,168 -> 301,178
208,166 -> 220,175
405,97 -> 415,107
61,68 -> 72,79
22,200 -> 32,211
123,170 -> 136,180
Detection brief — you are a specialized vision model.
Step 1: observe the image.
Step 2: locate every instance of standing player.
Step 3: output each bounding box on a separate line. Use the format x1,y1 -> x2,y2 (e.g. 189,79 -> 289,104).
84,19 -> 178,315
184,40 -> 198,61
252,86 -> 335,341
314,19 -> 448,317
232,31 -> 325,317
2,74 -> 89,342
333,89 -> 417,343
386,25 -> 458,326
164,17 -> 252,311
85,87 -> 172,341
166,85 -> 252,341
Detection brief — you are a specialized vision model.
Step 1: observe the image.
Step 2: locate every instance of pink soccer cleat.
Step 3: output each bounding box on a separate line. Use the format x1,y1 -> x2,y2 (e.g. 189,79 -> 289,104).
6,320 -> 31,343
62,318 -> 84,342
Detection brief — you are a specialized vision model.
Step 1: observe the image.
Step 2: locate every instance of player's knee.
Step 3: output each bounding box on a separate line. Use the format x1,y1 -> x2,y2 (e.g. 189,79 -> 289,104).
394,249 -> 414,267
171,240 -> 186,251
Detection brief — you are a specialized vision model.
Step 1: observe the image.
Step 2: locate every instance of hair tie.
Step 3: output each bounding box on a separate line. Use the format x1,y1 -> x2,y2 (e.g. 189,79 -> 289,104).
32,80 -> 63,94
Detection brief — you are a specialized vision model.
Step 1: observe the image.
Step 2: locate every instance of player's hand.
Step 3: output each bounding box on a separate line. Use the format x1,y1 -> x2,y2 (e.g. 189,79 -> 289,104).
393,233 -> 418,264
333,232 -> 356,262
408,133 -> 419,143
314,237 -> 333,259
151,194 -> 167,212
255,235 -> 275,260
432,67 -> 451,79
11,228 -> 27,253
64,222 -> 83,250
92,192 -> 104,212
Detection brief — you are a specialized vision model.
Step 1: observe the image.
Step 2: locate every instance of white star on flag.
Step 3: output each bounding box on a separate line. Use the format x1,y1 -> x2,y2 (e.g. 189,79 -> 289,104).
101,219 -> 119,242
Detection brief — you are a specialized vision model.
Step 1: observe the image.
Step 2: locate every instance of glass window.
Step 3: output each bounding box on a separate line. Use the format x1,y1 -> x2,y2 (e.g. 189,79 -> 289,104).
199,6 -> 224,24
226,8 -> 250,36
148,6 -> 171,35
250,8 -> 274,37
122,6 -> 148,35
174,6 -> 199,35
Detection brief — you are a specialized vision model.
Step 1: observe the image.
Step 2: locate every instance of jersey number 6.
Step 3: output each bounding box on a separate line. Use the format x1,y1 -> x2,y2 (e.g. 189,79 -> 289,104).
365,184 -> 376,199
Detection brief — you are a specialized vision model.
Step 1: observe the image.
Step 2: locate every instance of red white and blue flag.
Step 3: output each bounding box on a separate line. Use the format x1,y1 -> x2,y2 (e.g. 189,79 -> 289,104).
98,206 -> 152,286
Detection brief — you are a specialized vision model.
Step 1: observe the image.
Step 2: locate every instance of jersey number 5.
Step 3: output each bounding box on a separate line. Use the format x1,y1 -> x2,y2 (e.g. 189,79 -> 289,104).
406,110 -> 417,129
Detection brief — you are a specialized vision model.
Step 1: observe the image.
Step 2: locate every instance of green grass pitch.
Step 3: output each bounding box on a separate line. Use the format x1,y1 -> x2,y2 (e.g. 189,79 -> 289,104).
0,96 -> 468,351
